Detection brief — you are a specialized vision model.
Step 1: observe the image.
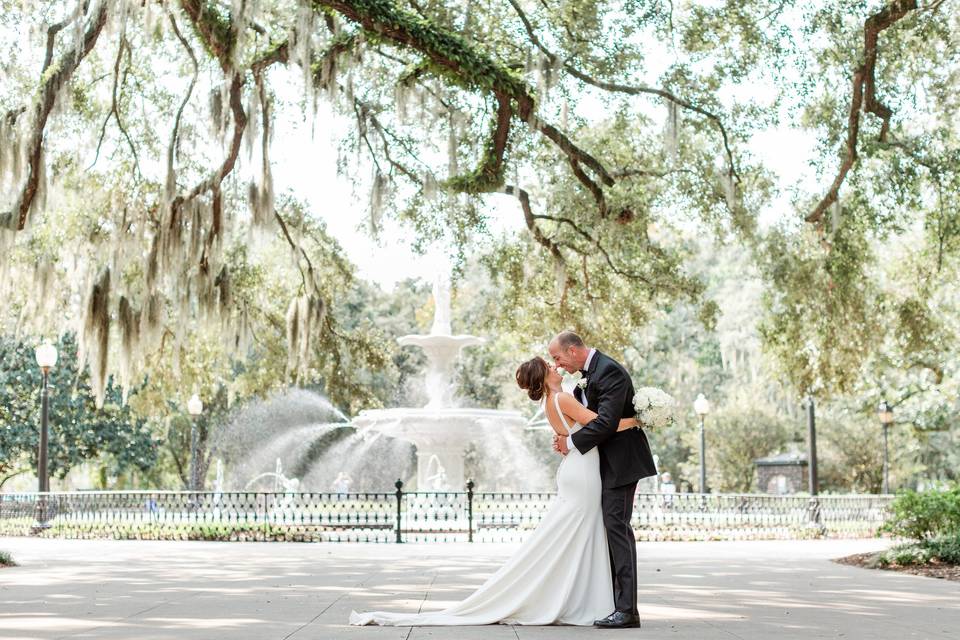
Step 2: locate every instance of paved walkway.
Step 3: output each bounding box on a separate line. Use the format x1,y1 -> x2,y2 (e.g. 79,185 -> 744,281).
0,537 -> 956,639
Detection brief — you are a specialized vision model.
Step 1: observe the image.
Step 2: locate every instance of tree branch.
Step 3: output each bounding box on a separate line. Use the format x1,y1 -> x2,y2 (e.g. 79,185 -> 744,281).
506,0 -> 739,182
171,73 -> 247,215
807,0 -> 918,225
503,184 -> 570,303
89,36 -> 141,175
171,4 -> 289,222
274,208 -> 316,293
3,0 -> 108,230
165,9 -> 200,204
357,98 -> 424,183
314,0 -> 615,213
532,213 -> 655,285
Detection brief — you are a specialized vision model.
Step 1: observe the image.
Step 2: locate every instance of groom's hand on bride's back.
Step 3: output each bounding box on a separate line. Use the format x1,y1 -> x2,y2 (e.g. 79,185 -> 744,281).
552,434 -> 569,456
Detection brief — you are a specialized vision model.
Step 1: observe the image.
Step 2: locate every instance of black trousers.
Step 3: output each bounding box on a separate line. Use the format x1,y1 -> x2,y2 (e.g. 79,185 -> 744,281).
601,481 -> 639,614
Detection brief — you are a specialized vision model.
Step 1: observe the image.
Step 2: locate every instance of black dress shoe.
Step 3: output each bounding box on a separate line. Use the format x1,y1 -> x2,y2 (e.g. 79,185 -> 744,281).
593,611 -> 641,628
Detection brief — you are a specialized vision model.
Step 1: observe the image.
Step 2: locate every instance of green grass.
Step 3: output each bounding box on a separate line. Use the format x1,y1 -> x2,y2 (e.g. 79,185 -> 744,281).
0,550 -> 15,567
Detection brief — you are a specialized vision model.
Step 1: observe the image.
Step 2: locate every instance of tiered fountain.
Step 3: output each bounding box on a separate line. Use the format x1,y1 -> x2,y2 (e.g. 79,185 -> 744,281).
352,274 -> 530,490
219,272 -> 549,492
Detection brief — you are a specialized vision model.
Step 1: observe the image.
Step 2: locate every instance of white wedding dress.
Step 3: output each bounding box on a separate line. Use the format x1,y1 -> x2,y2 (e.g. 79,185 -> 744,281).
349,392 -> 614,626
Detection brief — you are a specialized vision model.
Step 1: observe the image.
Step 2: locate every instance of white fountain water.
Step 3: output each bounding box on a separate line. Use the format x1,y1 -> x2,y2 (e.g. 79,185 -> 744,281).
245,457 -> 300,492
352,272 -> 535,490
216,274 -> 553,492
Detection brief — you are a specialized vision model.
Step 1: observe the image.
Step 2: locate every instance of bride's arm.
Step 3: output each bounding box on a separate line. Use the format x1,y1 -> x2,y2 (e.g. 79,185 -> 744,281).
557,394 -> 638,431
546,411 -> 569,437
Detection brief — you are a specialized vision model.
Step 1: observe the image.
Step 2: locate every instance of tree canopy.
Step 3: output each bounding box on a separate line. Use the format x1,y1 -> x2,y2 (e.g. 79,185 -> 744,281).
0,0 -> 958,407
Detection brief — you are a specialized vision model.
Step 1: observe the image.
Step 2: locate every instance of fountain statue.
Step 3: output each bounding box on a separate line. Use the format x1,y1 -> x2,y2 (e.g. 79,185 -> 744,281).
244,457 -> 300,492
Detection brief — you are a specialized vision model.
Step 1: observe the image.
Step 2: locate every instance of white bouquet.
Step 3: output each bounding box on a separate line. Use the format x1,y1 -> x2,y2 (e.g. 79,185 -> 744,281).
632,387 -> 676,429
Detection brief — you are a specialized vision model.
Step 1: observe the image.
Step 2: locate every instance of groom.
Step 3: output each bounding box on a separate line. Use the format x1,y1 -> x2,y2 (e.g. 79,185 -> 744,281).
550,330 -> 657,629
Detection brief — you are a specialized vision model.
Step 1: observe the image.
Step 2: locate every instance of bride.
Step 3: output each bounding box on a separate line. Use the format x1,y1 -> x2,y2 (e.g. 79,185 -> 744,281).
349,356 -> 639,626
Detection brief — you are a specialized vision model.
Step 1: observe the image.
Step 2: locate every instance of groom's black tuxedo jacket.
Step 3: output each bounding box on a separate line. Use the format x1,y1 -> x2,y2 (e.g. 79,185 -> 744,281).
571,350 -> 658,489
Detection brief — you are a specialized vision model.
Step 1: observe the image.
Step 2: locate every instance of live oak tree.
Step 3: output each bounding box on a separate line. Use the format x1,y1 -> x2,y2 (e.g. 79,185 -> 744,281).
0,0 -> 958,410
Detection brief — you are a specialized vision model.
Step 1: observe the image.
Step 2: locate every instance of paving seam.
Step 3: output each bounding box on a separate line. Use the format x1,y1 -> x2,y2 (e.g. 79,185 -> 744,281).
52,598 -> 174,640
398,571 -> 441,639
416,572 -> 440,614
282,593 -> 346,640
284,568 -> 382,639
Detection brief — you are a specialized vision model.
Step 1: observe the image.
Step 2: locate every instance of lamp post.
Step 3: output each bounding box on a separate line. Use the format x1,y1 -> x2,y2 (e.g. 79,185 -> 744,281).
693,393 -> 711,494
33,342 -> 58,529
878,399 -> 894,494
805,396 -> 819,496
34,342 -> 58,493
187,394 -> 203,492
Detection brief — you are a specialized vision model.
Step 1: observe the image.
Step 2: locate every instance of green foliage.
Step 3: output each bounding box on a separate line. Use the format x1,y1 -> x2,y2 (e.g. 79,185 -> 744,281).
0,334 -> 158,489
195,1 -> 236,59
686,400 -> 794,493
880,534 -> 960,567
758,222 -> 880,396
817,415 -> 886,494
0,550 -> 14,566
881,485 -> 960,542
455,344 -> 507,409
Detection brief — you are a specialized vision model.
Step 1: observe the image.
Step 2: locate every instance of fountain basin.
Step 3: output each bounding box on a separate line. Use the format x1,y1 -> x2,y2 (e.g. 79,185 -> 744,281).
353,408 -> 528,490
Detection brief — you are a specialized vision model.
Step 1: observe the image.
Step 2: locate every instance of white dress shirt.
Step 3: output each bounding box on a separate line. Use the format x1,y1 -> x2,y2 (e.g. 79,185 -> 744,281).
566,349 -> 596,452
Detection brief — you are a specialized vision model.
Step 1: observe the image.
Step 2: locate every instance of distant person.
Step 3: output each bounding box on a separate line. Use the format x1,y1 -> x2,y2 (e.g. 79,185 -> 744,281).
660,472 -> 676,508
332,472 -> 352,497
660,472 -> 676,494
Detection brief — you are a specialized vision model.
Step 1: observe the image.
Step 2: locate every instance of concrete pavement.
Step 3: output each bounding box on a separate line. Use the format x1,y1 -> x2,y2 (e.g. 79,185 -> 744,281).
0,537 -> 956,639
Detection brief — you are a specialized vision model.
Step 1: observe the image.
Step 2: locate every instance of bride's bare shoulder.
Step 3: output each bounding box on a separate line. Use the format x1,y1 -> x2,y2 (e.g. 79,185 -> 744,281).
556,392 -> 578,408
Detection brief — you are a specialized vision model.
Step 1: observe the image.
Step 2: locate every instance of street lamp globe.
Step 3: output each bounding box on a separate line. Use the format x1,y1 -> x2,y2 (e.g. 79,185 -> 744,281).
187,394 -> 203,416
35,342 -> 58,371
694,393 -> 711,417
877,400 -> 894,425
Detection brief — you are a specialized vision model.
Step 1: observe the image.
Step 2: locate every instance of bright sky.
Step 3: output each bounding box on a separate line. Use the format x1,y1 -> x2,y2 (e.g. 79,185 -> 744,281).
270,95 -> 530,289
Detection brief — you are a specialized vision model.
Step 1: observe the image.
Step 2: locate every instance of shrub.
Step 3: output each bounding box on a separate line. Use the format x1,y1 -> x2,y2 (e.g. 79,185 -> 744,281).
926,533 -> 960,564
880,533 -> 960,567
0,551 -> 15,567
881,485 -> 960,542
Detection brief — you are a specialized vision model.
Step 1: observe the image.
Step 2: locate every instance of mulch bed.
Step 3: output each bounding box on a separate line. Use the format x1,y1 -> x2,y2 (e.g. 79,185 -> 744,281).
835,552 -> 960,582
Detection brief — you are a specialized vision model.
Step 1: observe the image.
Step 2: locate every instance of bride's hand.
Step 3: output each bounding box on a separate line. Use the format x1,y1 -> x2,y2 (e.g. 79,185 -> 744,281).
552,434 -> 569,456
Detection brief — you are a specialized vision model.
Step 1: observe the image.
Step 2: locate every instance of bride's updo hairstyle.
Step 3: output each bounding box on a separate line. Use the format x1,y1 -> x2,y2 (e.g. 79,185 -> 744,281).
516,357 -> 549,402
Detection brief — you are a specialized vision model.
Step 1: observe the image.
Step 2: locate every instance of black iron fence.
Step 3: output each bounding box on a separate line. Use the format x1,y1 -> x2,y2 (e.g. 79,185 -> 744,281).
0,483 -> 893,543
